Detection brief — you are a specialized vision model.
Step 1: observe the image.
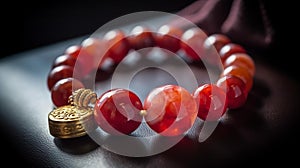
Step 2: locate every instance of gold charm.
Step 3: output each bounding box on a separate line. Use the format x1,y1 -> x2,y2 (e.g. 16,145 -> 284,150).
68,88 -> 97,108
48,105 -> 96,139
48,88 -> 98,139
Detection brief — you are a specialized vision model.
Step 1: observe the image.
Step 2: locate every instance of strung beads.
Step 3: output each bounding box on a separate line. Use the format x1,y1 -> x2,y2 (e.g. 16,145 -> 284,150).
47,25 -> 255,137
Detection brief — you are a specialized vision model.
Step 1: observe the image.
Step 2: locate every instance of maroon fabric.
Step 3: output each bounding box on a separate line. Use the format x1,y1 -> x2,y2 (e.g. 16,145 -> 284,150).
173,0 -> 274,52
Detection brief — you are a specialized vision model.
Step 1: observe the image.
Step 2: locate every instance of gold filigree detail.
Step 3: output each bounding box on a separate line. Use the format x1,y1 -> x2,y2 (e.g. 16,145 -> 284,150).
68,88 -> 97,108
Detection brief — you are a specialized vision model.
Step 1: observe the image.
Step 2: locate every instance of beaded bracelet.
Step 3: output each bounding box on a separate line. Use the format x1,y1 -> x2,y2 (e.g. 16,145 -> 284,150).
47,25 -> 255,139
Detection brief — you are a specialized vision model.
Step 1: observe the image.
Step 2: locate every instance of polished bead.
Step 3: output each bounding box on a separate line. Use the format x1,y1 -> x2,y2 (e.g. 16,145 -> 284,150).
204,34 -> 231,52
81,37 -> 109,68
181,27 -> 208,60
128,25 -> 155,50
217,75 -> 247,109
51,78 -> 85,107
155,25 -> 183,53
221,65 -> 253,93
219,43 -> 246,63
52,54 -> 78,68
65,45 -> 81,58
103,29 -> 130,63
193,84 -> 227,121
64,45 -> 94,76
94,89 -> 143,135
223,53 -> 255,76
47,65 -> 74,91
144,85 -> 198,136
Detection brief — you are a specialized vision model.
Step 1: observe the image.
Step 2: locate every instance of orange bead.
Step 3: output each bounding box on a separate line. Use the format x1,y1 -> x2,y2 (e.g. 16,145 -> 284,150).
144,85 -> 198,136
221,65 -> 253,93
223,53 -> 255,76
219,43 -> 246,63
204,34 -> 231,52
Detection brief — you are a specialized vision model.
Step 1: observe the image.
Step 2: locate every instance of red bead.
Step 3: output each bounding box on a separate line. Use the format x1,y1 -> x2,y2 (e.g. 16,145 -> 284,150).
204,34 -> 231,52
143,85 -> 198,136
221,65 -> 253,93
155,25 -> 183,53
104,29 -> 130,63
52,54 -> 78,68
128,25 -> 155,50
219,43 -> 246,63
51,78 -> 84,107
65,45 -> 81,58
223,53 -> 255,76
47,65 -> 74,91
65,45 -> 94,76
217,75 -> 247,109
181,27 -> 208,60
94,89 -> 143,135
81,37 -> 109,68
193,84 -> 227,121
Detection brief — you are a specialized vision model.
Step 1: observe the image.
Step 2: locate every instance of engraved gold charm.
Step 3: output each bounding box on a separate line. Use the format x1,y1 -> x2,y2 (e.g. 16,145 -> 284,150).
48,89 -> 98,139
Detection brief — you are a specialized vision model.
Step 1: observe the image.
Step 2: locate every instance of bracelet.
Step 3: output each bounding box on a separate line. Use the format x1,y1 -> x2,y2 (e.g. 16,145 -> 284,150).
47,25 -> 255,139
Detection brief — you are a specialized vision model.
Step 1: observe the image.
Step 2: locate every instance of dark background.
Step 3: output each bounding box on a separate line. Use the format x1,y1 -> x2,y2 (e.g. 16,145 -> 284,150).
1,0 -> 196,58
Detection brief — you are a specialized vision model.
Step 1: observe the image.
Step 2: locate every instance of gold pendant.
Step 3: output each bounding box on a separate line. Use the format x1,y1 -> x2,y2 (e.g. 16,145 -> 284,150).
48,105 -> 96,139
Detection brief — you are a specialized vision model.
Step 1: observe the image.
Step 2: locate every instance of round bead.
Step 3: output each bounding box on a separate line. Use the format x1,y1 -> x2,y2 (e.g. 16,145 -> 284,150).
81,37 -> 109,68
193,84 -> 227,121
47,65 -> 74,91
221,65 -> 253,93
217,75 -> 247,109
128,25 -> 155,50
52,54 -> 82,69
155,25 -> 183,53
64,45 -> 94,76
51,78 -> 85,107
65,45 -> 81,58
219,43 -> 246,63
94,89 -> 143,135
181,27 -> 208,60
143,85 -> 198,136
223,53 -> 255,76
204,34 -> 231,52
103,29 -> 130,63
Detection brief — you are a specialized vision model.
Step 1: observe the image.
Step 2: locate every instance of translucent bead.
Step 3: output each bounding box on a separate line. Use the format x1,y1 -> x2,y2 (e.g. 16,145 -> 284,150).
81,37 -> 109,68
52,54 -> 77,68
204,34 -> 231,52
193,84 -> 227,121
47,65 -> 74,91
144,85 -> 198,136
223,53 -> 255,76
217,75 -> 247,109
64,45 -> 94,76
127,25 -> 155,50
51,78 -> 84,107
181,27 -> 208,60
155,25 -> 183,53
94,89 -> 143,135
103,29 -> 130,63
221,65 -> 253,93
219,43 -> 246,63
